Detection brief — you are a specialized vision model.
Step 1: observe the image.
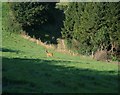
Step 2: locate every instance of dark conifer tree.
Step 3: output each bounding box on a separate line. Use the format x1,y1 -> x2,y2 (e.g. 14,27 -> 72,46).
62,2 -> 120,56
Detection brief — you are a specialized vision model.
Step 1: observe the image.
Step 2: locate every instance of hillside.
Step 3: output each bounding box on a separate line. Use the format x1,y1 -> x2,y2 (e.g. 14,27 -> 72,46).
2,3 -> 119,93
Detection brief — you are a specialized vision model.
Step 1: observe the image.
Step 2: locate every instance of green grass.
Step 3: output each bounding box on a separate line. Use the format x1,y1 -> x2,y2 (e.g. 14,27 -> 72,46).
2,28 -> 119,93
2,3 -> 119,93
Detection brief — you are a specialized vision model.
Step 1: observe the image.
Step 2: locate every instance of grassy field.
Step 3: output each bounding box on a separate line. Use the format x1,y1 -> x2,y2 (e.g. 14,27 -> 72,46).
2,3 -> 119,93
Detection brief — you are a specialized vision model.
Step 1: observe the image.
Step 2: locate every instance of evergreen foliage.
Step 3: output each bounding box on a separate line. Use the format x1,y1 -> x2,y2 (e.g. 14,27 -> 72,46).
9,2 -> 56,27
62,2 -> 120,56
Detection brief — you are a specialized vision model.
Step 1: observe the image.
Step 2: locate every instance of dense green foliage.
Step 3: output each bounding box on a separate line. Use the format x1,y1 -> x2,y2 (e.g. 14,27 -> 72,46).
9,2 -> 56,27
62,2 -> 120,56
8,2 -> 64,44
2,2 -> 22,34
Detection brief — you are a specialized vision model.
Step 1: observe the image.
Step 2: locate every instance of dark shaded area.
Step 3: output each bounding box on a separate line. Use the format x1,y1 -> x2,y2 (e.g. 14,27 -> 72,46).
23,7 -> 65,44
0,48 -> 20,53
2,57 -> 119,93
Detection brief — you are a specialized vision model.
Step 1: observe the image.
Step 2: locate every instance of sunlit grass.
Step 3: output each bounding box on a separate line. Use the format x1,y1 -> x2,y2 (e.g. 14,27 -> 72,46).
2,28 -> 118,93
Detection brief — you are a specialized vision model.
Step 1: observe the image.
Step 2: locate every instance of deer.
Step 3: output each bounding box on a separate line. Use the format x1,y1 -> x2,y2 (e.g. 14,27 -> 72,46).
45,50 -> 53,57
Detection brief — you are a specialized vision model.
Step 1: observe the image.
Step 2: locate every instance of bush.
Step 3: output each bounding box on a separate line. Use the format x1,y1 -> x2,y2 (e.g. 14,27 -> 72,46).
93,50 -> 108,61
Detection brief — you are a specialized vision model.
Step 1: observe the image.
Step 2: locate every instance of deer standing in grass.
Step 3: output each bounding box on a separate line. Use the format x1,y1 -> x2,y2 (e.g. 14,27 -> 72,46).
45,50 -> 53,57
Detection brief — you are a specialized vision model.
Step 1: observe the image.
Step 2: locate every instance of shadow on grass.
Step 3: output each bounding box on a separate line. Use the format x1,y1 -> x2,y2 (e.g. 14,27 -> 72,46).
0,48 -> 20,53
2,57 -> 119,93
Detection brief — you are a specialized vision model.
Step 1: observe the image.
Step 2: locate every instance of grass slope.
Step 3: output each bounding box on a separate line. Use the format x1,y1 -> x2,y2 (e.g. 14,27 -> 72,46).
2,3 -> 118,93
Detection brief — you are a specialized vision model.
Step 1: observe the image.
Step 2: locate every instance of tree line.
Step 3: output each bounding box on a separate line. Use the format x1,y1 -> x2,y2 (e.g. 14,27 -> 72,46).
62,2 -> 120,58
9,2 -> 120,59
